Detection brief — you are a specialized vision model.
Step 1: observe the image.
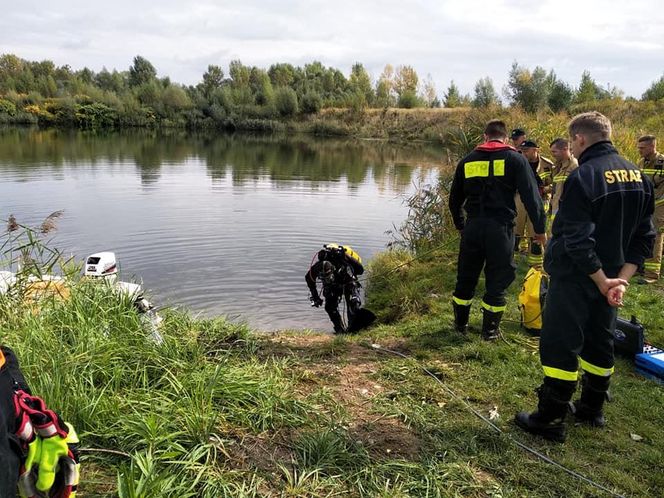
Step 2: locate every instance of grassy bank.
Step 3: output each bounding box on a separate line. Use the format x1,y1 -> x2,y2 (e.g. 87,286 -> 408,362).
1,238 -> 662,496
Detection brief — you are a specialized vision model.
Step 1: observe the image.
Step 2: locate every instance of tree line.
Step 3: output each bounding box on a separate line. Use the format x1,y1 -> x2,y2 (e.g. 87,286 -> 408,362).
0,53 -> 663,129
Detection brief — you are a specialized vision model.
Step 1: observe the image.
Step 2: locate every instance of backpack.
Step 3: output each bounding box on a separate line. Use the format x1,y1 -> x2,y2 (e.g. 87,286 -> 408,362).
518,267 -> 548,335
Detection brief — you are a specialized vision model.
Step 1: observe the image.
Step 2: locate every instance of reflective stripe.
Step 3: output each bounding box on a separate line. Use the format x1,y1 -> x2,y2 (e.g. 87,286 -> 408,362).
481,301 -> 506,313
0,349 -> 4,369
543,366 -> 578,381
553,175 -> 567,183
494,159 -> 505,177
579,358 -> 614,377
643,262 -> 661,270
642,169 -> 659,175
464,161 -> 490,178
527,255 -> 543,266
452,295 -> 472,306
656,198 -> 664,207
540,171 -> 552,179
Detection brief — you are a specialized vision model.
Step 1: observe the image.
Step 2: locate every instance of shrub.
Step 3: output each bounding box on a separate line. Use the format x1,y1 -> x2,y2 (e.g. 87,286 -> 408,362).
274,87 -> 298,117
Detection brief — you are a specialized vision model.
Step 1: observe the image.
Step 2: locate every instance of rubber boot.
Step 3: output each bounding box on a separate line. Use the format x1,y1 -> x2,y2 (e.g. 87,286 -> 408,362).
329,310 -> 346,334
515,379 -> 575,443
481,308 -> 503,341
572,373 -> 610,427
452,301 -> 470,334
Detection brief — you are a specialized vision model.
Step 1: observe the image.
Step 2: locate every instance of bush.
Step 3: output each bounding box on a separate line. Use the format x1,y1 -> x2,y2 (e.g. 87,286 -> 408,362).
397,90 -> 421,109
274,87 -> 298,117
0,98 -> 17,116
300,91 -> 322,115
76,102 -> 118,128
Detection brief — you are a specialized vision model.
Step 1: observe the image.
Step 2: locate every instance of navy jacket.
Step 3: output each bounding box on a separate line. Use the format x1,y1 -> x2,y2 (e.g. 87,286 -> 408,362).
449,141 -> 545,232
544,141 -> 655,278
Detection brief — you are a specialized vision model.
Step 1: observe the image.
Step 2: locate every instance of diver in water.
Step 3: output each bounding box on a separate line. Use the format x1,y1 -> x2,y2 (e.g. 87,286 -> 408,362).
305,244 -> 375,333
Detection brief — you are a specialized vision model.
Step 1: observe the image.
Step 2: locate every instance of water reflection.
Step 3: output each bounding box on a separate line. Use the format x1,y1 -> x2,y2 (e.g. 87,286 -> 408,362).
0,127 -> 442,190
0,127 -> 444,331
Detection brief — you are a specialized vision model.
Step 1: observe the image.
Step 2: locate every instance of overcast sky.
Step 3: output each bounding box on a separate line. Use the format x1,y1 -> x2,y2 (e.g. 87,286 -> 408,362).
2,0 -> 663,99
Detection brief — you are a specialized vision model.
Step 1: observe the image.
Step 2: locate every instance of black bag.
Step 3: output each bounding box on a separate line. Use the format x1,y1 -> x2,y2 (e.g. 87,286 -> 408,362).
613,316 -> 645,358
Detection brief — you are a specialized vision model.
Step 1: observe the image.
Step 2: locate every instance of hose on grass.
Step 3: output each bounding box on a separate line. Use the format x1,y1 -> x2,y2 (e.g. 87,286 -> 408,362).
367,343 -> 626,498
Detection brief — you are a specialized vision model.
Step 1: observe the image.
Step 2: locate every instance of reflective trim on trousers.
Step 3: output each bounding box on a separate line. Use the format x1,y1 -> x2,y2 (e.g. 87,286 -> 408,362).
481,301 -> 506,313
452,295 -> 472,306
542,365 -> 579,381
579,358 -> 614,377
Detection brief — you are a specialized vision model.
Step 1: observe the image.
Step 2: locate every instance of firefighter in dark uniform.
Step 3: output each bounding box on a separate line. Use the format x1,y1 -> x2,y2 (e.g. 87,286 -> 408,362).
516,112 -> 655,442
306,244 -> 365,333
449,120 -> 546,340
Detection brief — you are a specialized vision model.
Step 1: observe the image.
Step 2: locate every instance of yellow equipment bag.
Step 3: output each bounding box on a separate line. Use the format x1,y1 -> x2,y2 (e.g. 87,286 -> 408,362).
518,267 -> 548,335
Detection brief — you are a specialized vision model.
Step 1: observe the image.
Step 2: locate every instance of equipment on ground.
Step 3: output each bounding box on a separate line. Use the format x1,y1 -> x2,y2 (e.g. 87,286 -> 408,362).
613,316 -> 645,357
635,345 -> 664,384
518,267 -> 548,335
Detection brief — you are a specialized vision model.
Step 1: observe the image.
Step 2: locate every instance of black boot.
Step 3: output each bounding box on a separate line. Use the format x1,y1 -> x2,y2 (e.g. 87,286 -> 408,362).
572,373 -> 610,427
515,379 -> 575,443
452,301 -> 470,334
329,310 -> 346,334
481,308 -> 503,341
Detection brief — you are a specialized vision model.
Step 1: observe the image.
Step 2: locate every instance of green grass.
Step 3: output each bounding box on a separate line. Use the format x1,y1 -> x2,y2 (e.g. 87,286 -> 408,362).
2,244 -> 662,496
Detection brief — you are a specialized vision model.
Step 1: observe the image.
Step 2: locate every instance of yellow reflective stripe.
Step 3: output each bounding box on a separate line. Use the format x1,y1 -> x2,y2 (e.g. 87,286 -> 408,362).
642,169 -> 659,175
540,171 -> 552,179
494,159 -> 505,177
553,175 -> 567,183
543,366 -> 578,381
579,358 -> 614,377
655,198 -> 664,207
452,295 -> 473,306
464,161 -> 490,178
643,262 -> 661,270
481,301 -> 506,313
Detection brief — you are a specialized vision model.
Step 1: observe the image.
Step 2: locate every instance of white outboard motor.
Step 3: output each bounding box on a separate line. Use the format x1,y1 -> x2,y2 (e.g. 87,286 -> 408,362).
84,252 -> 118,282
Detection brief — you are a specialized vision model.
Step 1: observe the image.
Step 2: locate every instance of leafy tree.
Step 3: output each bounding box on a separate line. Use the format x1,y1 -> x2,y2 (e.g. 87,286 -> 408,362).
95,68 -> 126,93
268,63 -> 296,88
199,65 -> 224,98
421,74 -> 438,108
249,68 -> 274,106
229,60 -> 250,88
349,63 -> 374,106
301,91 -> 322,114
128,56 -> 157,87
472,77 -> 500,108
393,65 -> 418,100
375,64 -> 396,107
643,75 -> 664,101
274,87 -> 298,116
504,62 -> 552,112
548,79 -> 575,112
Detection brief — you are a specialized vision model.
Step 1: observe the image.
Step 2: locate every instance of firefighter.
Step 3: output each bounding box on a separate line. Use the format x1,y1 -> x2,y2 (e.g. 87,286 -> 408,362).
514,140 -> 554,267
510,128 -> 527,149
637,135 -> 664,283
0,346 -> 80,496
449,120 -> 545,340
306,244 -> 368,333
548,137 -> 578,235
515,112 -> 655,443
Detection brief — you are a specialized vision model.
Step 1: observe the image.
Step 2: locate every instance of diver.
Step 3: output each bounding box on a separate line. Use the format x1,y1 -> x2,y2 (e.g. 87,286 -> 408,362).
305,244 -> 375,333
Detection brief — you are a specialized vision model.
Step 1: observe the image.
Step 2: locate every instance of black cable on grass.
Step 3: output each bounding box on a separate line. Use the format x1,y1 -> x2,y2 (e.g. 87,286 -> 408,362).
367,343 -> 626,498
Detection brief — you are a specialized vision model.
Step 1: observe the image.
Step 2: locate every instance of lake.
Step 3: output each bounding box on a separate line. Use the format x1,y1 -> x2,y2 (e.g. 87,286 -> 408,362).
0,127 -> 444,331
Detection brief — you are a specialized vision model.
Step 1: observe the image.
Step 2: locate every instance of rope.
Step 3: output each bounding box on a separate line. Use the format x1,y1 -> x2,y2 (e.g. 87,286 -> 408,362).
366,343 -> 626,498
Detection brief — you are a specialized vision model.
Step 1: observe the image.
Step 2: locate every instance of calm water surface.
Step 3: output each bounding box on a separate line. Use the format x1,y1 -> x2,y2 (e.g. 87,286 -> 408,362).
0,128 -> 444,331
